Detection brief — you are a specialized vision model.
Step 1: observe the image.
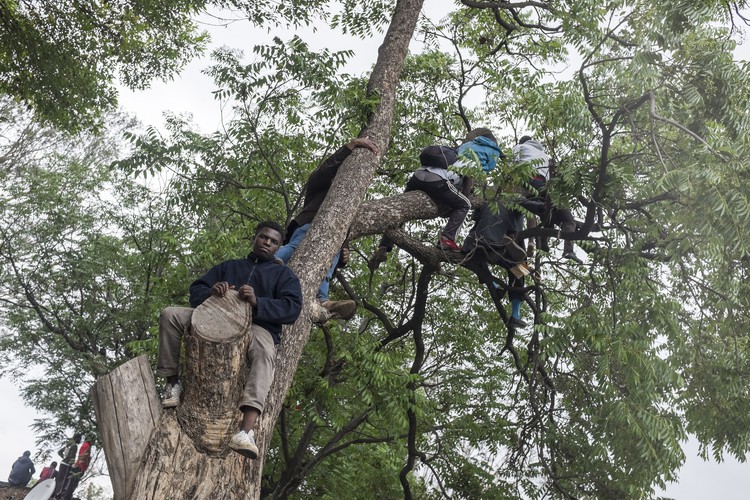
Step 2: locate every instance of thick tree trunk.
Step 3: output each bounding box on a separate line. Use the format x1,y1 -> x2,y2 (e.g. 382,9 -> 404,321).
259,0 -> 426,497
96,291 -> 257,499
98,1 -> 425,497
91,354 -> 161,500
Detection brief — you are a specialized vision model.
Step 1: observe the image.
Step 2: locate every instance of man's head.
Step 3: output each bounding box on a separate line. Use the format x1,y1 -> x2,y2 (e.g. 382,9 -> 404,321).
519,135 -> 532,144
73,433 -> 82,443
464,127 -> 498,144
253,221 -> 284,259
23,450 -> 30,457
51,461 -> 57,467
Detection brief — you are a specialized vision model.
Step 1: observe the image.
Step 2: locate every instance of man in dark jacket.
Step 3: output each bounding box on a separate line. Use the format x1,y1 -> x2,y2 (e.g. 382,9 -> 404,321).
155,221 -> 302,460
8,450 -> 35,486
276,137 -> 379,323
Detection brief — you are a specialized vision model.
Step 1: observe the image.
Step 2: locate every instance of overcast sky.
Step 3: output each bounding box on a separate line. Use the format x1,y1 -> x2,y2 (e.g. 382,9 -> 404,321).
3,3 -> 750,498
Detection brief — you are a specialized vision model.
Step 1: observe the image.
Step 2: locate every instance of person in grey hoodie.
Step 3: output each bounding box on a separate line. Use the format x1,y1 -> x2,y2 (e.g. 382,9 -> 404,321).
8,450 -> 35,486
513,136 -> 581,264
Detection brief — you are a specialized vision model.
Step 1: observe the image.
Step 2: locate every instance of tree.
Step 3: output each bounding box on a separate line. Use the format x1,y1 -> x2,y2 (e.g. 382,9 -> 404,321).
3,0 -> 750,499
0,0 -> 346,132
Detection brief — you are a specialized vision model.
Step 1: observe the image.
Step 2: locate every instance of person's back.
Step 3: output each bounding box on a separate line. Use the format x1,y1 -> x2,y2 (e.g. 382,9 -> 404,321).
8,451 -> 35,486
39,461 -> 57,481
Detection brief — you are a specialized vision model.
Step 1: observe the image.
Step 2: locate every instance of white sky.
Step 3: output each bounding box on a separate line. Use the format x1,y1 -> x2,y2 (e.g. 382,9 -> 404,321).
3,2 -> 750,498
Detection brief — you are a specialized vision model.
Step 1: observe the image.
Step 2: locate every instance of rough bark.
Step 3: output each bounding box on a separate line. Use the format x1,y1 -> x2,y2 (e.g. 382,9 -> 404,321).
91,354 -> 161,500
97,291 -> 255,500
258,0 -> 426,497
99,1 -> 429,497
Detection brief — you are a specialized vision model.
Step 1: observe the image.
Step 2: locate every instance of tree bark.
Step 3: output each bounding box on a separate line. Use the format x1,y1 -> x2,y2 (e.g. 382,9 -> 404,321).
99,1 -> 426,497
96,291 -> 257,499
259,0 -> 426,497
91,354 -> 161,500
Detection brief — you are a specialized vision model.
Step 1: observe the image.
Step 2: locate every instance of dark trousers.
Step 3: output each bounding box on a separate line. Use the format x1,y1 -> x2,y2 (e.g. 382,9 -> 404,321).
527,178 -> 576,253
380,172 -> 471,250
59,466 -> 82,500
53,463 -> 72,496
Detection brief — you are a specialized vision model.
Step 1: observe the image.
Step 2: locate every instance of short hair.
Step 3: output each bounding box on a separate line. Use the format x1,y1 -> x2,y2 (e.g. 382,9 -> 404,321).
23,450 -> 31,456
519,135 -> 532,144
73,433 -> 82,442
256,221 -> 284,239
51,461 -> 58,467
464,127 -> 497,144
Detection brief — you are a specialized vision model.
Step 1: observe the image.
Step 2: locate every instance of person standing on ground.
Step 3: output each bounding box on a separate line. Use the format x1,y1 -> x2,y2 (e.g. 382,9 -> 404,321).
59,439 -> 91,500
54,433 -> 81,496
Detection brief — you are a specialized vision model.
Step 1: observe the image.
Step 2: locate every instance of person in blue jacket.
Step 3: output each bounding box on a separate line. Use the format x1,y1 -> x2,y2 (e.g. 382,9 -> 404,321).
8,450 -> 35,486
369,128 -> 504,268
155,221 -> 302,460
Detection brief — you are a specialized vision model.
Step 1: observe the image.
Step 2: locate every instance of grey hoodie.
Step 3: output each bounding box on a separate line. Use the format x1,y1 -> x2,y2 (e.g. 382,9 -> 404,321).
512,140 -> 550,180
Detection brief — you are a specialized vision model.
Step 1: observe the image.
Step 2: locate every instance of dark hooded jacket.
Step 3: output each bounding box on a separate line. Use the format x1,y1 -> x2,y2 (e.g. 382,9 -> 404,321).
8,454 -> 35,486
189,252 -> 302,344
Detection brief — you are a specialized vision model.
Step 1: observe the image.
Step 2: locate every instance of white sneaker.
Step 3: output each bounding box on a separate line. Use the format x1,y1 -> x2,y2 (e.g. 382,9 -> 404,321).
229,430 -> 258,459
162,382 -> 182,409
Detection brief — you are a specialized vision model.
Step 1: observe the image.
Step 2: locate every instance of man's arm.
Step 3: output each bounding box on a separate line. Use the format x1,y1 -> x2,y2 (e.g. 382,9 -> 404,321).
254,269 -> 303,326
188,263 -> 225,308
306,137 -> 380,193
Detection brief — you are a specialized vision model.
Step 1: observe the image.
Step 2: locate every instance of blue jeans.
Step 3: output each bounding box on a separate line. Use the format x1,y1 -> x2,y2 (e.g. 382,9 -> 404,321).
275,223 -> 340,302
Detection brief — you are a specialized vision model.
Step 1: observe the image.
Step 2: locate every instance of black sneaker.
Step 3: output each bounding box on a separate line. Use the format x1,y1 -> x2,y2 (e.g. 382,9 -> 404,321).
508,316 -> 527,328
563,251 -> 583,264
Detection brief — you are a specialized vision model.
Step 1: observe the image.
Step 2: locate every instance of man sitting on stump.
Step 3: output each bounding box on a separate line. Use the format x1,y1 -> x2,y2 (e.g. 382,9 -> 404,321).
155,221 -> 303,459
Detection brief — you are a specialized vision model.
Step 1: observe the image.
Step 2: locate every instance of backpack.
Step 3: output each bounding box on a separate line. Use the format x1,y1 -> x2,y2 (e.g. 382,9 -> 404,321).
419,145 -> 458,169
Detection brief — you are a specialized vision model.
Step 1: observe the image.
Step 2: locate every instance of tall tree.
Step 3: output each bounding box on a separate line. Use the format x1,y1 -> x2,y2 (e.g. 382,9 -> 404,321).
3,0 -> 750,498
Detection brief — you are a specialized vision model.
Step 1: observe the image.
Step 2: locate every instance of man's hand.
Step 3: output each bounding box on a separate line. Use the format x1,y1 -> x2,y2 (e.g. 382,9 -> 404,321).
211,281 -> 234,297
346,137 -> 380,156
340,246 -> 350,266
238,285 -> 257,307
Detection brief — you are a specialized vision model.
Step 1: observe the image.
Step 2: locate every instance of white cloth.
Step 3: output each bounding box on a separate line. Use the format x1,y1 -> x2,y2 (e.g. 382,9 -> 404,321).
513,140 -> 550,180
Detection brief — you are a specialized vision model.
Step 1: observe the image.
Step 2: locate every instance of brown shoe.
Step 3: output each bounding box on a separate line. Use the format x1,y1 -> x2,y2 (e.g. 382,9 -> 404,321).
311,301 -> 332,324
321,300 -> 357,320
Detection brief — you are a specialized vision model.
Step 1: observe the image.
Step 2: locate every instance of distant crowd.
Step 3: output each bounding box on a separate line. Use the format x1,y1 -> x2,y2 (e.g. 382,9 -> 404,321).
7,432 -> 91,499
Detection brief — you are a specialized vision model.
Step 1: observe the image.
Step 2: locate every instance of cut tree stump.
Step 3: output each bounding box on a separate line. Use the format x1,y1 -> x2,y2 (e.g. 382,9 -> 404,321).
94,290 -> 258,500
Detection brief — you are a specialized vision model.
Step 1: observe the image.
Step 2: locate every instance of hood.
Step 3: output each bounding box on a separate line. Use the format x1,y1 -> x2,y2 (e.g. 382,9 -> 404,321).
471,135 -> 502,152
522,139 -> 545,152
458,136 -> 504,173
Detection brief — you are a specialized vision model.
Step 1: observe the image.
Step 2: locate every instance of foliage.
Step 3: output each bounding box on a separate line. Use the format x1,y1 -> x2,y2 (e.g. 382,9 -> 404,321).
0,99 -> 194,451
2,0 -> 750,499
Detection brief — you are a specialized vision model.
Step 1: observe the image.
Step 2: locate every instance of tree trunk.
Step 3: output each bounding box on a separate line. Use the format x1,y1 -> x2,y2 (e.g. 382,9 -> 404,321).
95,291 -> 257,499
91,354 -> 161,500
98,0 -> 425,497
258,0 -> 426,497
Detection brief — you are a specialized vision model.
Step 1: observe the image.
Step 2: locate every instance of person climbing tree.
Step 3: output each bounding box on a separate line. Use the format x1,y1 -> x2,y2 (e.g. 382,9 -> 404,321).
155,221 -> 302,460
277,137 -> 379,322
513,136 -> 582,263
369,128 -> 504,268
